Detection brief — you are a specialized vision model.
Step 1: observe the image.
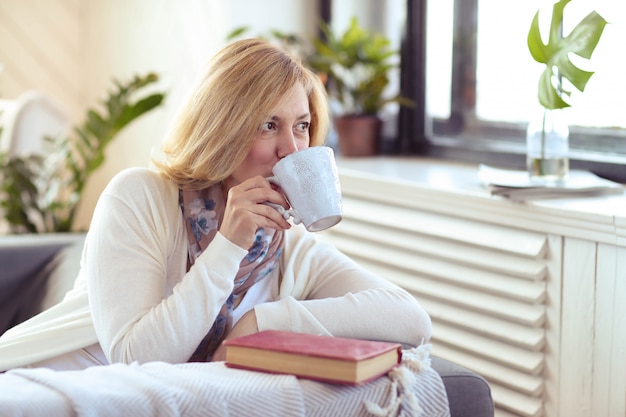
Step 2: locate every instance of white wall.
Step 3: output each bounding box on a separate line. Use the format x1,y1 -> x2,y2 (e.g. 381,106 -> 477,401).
0,0 -> 318,230
0,0 -> 85,122
76,0 -> 228,230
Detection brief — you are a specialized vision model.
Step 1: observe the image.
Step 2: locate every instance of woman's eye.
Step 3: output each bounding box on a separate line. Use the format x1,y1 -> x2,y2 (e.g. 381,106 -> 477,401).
262,122 -> 277,132
296,122 -> 310,132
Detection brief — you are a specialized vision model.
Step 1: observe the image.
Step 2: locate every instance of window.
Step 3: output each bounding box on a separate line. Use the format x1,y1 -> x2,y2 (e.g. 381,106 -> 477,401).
323,0 -> 626,182
418,0 -> 626,181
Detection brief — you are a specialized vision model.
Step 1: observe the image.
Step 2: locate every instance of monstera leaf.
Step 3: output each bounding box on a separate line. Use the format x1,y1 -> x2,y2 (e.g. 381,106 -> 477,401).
528,0 -> 607,109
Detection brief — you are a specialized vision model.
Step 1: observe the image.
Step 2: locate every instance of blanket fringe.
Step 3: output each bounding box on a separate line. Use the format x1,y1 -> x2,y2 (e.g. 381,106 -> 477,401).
364,344 -> 432,417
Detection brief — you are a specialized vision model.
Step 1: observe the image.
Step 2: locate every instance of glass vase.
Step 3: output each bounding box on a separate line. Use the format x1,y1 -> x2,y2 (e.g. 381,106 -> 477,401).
526,108 -> 570,184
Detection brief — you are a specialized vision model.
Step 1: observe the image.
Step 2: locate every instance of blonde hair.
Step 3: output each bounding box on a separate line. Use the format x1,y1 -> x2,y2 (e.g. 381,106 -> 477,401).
153,38 -> 329,190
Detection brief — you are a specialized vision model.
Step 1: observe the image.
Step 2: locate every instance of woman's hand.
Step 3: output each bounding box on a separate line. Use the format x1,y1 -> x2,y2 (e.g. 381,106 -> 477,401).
220,176 -> 291,249
211,309 -> 259,362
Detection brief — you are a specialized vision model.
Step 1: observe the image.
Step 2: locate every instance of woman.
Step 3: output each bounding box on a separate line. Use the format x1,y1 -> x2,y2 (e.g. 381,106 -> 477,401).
0,39 -> 431,371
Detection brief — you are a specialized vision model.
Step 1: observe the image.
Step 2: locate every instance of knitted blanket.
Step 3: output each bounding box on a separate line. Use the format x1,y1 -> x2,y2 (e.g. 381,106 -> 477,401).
0,346 -> 449,417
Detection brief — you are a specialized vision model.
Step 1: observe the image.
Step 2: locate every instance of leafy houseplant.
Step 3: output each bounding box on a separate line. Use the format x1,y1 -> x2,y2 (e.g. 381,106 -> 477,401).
308,17 -> 412,156
0,73 -> 165,233
226,19 -> 409,156
526,0 -> 606,180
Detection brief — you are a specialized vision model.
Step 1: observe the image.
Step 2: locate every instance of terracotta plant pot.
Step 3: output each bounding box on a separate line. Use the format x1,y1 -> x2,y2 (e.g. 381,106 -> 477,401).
334,115 -> 382,157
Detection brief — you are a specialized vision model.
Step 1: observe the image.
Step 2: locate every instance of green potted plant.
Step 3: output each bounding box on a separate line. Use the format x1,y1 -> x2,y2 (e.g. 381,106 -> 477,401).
526,0 -> 606,181
0,73 -> 165,233
308,17 -> 412,157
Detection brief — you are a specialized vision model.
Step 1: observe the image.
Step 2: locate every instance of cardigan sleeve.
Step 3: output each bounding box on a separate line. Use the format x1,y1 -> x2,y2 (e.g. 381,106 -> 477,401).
254,226 -> 432,347
86,168 -> 248,365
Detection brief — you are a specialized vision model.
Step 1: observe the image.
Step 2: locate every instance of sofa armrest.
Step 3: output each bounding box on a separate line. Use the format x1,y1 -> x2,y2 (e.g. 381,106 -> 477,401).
0,233 -> 84,334
431,356 -> 494,417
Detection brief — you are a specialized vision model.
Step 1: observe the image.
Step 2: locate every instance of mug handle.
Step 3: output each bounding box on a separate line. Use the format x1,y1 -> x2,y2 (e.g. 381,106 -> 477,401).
265,177 -> 302,225
263,202 -> 302,225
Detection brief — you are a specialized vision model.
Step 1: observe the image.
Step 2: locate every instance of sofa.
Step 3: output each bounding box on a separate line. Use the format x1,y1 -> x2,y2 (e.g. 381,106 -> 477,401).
0,233 -> 493,417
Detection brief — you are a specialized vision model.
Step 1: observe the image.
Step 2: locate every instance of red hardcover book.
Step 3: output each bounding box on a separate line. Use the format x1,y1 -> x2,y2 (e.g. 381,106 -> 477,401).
223,330 -> 402,385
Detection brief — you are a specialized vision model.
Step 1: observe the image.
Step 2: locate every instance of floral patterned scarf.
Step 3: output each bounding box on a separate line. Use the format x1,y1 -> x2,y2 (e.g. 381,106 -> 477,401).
179,184 -> 283,361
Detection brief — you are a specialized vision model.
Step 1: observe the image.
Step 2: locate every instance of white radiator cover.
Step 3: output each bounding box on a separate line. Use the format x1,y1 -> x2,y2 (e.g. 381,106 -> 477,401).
320,158 -> 626,417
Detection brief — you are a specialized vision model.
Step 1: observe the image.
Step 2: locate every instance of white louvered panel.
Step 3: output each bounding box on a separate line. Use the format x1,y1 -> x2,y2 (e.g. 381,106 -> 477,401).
340,197 -> 547,259
491,384 -> 543,417
437,352 -> 543,416
331,246 -> 549,416
332,217 -> 547,281
323,191 -> 553,417
432,344 -> 543,397
329,233 -> 546,303
433,323 -> 543,374
420,300 -> 544,351
332,159 -> 626,417
359,259 -> 546,327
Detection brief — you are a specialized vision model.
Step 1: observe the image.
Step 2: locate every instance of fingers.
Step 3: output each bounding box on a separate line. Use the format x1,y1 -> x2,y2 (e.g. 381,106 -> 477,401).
219,176 -> 291,249
235,176 -> 289,208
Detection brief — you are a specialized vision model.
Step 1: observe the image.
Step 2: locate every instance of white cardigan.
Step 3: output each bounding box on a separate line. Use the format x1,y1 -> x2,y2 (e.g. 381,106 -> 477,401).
0,168 -> 431,371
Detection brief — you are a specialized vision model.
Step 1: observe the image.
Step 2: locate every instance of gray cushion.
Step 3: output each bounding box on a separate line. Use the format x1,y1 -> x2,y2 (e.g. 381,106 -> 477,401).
431,357 -> 494,417
0,234 -> 84,335
0,243 -> 58,334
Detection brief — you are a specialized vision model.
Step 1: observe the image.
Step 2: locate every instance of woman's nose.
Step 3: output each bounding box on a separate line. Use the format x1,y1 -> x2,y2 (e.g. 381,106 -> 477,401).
277,130 -> 299,158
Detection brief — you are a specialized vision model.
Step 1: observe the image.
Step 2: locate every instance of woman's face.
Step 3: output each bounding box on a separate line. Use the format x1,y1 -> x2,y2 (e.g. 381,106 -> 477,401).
226,84 -> 311,187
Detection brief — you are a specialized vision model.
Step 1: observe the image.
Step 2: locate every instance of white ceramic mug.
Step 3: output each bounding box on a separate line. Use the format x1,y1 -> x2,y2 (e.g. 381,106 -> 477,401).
266,146 -> 342,232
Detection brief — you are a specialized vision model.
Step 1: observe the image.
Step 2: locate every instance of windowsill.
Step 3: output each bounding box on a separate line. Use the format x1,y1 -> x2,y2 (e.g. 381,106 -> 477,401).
335,156 -> 626,247
424,135 -> 626,183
